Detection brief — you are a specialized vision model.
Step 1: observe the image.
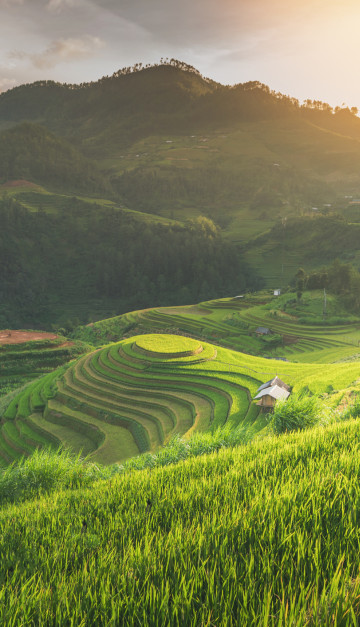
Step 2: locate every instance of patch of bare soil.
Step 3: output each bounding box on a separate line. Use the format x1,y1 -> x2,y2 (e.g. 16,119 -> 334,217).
0,179 -> 39,189
0,330 -> 59,345
158,306 -> 211,316
283,335 -> 299,345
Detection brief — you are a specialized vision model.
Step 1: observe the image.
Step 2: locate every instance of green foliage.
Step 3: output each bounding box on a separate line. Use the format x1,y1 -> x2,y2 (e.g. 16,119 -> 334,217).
2,64 -> 360,302
70,291 -> 360,367
0,337 -> 88,404
116,425 -> 249,472
2,66 -> 360,311
0,448 -> 109,505
335,395 -> 360,422
0,333 -> 265,465
222,313 -> 249,329
0,123 -> 106,193
246,215 -> 360,288
296,259 -> 360,314
2,420 -> 360,622
271,393 -> 326,434
260,332 -> 283,347
0,197 -> 260,327
135,334 -> 201,356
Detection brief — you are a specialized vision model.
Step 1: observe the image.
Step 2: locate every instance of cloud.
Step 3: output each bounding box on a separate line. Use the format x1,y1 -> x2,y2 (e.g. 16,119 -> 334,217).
0,77 -> 17,92
0,0 -> 23,5
46,0 -> 77,12
0,0 -> 359,108
0,0 -> 73,6
10,35 -> 105,69
88,0 -> 356,49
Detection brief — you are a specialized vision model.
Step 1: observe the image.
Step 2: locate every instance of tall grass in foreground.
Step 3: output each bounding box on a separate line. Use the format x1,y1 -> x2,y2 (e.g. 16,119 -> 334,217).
118,423 -> 253,473
0,426 -> 252,505
0,448 -> 111,505
1,393 -> 357,506
2,420 -> 360,624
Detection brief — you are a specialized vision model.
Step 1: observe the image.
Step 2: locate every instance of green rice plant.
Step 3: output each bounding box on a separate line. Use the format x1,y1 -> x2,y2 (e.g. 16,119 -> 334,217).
41,367 -> 67,400
4,329 -> 360,467
72,292 -> 360,362
82,354 -> 197,435
14,384 -> 32,418
30,380 -> 47,412
135,334 -> 202,356
0,434 -> 18,463
2,397 -> 19,420
0,448 -> 111,504
17,420 -> 53,448
24,416 -> 61,448
44,404 -> 105,449
334,394 -> 360,422
58,371 -> 165,448
2,368 -> 66,421
271,393 -> 328,434
2,422 -> 34,456
51,389 -> 150,454
1,379 -> 34,420
76,358 -> 177,431
4,419 -> 360,622
114,424 -> 251,473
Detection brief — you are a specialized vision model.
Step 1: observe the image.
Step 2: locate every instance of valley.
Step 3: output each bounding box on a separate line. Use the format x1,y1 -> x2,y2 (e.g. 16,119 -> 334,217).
1,290 -> 360,467
2,61 -> 360,624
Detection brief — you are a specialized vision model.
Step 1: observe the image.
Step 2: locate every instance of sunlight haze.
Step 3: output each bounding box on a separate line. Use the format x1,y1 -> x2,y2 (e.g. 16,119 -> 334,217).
0,0 -> 359,107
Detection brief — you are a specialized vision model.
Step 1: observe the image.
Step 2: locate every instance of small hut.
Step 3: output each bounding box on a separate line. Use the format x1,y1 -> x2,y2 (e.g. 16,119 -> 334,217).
253,376 -> 291,409
254,385 -> 290,408
256,376 -> 291,393
255,326 -> 271,336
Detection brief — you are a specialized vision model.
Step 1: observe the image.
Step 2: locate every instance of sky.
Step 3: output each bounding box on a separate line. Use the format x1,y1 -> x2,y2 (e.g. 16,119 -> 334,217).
0,0 -> 359,108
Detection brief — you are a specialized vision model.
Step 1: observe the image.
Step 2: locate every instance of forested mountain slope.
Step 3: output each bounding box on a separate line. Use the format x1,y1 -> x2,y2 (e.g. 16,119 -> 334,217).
0,123 -> 106,193
0,198 -> 260,328
2,62 -> 360,319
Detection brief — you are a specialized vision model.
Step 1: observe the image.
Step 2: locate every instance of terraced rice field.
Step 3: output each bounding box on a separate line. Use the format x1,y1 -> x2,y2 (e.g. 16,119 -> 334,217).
0,333 -> 89,399
2,331 -> 360,466
0,334 -> 265,465
234,304 -> 360,362
78,292 -> 360,364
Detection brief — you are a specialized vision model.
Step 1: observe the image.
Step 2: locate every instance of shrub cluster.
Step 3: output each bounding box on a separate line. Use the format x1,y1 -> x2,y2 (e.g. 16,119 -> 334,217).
270,393 -> 328,434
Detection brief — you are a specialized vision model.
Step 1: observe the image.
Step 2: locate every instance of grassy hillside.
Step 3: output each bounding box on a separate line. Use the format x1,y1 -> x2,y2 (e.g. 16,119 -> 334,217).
2,418 -> 360,623
244,214 -> 360,286
2,328 -> 360,467
109,115 -> 360,223
0,331 -> 92,396
72,291 -> 360,364
3,61 -> 360,622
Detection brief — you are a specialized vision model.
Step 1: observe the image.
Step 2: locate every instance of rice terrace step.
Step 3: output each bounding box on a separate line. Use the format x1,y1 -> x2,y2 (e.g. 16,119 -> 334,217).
2,323 -> 360,467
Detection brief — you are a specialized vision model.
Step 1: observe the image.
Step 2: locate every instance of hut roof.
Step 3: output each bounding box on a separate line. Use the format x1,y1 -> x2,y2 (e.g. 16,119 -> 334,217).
257,376 -> 291,393
255,326 -> 271,335
254,385 -> 290,401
